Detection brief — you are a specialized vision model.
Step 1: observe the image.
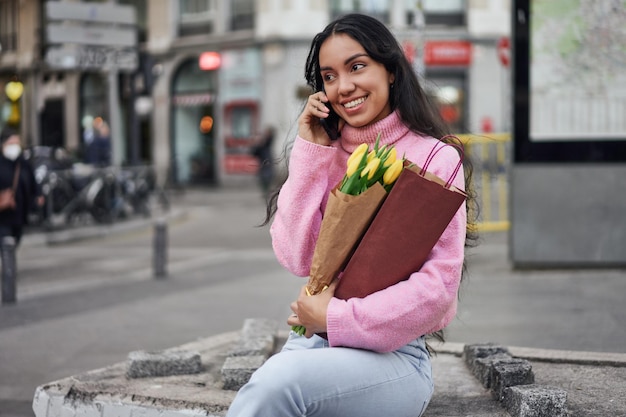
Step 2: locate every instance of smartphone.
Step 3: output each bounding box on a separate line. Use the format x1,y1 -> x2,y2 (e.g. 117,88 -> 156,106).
318,86 -> 340,141
319,103 -> 341,141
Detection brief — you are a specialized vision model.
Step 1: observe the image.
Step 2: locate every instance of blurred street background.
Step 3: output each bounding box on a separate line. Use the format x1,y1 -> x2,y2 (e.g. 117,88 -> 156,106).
2,1 -> 626,416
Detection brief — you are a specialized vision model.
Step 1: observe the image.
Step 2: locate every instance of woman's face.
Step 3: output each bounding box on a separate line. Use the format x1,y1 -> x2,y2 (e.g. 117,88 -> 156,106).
319,33 -> 394,128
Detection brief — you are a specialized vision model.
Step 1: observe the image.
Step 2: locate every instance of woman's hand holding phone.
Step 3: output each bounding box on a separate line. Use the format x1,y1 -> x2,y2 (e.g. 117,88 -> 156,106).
298,92 -> 339,146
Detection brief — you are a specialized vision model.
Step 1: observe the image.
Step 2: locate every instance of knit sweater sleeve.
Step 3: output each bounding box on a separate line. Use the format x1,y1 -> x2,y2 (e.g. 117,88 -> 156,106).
270,137 -> 337,277
326,144 -> 467,352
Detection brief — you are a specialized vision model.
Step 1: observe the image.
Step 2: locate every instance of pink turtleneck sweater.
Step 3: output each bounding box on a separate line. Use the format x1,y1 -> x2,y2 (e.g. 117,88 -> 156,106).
270,111 -> 467,353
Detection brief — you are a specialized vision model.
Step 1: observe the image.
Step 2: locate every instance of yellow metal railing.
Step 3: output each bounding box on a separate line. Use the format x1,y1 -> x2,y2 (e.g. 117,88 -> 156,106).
455,133 -> 511,233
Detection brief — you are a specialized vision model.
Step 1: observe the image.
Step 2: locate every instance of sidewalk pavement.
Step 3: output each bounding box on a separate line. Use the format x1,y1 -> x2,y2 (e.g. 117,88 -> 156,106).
16,188 -> 626,416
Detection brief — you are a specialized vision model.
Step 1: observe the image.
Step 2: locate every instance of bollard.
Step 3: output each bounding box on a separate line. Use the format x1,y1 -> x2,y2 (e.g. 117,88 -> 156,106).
153,218 -> 167,278
1,236 -> 17,304
43,182 -> 54,230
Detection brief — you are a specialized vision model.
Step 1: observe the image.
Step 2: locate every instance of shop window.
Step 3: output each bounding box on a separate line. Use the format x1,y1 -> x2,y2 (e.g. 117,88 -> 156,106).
422,0 -> 466,26
223,101 -> 259,174
224,102 -> 258,147
118,0 -> 147,43
230,0 -> 254,31
424,72 -> 468,134
231,107 -> 253,138
330,0 -> 390,23
178,0 -> 217,36
171,58 -> 218,184
0,0 -> 18,52
173,57 -> 216,94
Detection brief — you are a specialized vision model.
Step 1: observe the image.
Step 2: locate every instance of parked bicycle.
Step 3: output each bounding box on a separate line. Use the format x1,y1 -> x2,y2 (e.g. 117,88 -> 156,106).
24,146 -> 157,229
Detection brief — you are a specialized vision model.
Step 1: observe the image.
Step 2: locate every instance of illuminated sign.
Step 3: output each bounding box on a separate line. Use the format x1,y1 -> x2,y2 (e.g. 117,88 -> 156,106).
199,52 -> 221,71
424,41 -> 472,66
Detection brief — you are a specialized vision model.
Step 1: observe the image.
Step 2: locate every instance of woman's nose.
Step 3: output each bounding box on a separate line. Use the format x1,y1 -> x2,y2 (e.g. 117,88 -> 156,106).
337,77 -> 355,95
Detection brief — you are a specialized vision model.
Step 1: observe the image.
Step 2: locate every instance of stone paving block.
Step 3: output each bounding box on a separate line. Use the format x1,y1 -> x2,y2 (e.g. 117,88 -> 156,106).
471,353 -> 515,388
491,359 -> 535,402
126,349 -> 202,379
228,318 -> 278,358
503,384 -> 568,417
463,343 -> 510,368
221,355 -> 266,391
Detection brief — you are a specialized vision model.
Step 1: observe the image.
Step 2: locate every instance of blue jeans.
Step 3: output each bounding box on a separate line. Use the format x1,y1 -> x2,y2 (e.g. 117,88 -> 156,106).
226,332 -> 433,417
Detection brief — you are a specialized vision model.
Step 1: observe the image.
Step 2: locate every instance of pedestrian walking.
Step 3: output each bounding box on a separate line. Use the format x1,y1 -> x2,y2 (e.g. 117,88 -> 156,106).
226,13 -> 477,417
252,126 -> 275,199
0,127 -> 43,248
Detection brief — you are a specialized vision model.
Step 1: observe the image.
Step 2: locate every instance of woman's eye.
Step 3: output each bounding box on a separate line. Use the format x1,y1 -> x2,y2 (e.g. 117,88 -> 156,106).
323,73 -> 336,82
351,63 -> 365,72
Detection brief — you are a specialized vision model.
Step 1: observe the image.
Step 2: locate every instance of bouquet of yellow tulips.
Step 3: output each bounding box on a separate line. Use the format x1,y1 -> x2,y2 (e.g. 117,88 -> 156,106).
293,134 -> 405,336
339,136 -> 405,196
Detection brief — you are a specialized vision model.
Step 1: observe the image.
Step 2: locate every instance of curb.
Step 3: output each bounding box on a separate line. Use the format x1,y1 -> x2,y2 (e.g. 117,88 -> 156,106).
22,208 -> 187,247
434,341 -> 626,367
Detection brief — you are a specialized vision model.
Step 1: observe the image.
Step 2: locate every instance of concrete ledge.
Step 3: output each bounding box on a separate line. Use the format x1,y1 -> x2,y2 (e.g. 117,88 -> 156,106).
32,331 -> 240,417
32,322 -> 626,417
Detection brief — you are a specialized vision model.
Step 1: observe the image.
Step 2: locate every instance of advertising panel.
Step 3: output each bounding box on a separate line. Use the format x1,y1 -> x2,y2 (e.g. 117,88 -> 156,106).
513,0 -> 626,162
529,0 -> 626,142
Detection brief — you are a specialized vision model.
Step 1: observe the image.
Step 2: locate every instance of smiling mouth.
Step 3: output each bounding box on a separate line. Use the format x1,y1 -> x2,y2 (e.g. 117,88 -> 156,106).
343,96 -> 367,109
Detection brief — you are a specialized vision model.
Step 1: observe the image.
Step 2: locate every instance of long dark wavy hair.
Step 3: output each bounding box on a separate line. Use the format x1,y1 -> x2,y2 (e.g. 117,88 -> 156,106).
305,13 -> 449,139
264,13 -> 479,346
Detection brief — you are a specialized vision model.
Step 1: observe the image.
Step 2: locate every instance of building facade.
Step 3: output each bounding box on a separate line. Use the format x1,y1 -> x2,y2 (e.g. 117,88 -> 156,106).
0,0 -> 511,187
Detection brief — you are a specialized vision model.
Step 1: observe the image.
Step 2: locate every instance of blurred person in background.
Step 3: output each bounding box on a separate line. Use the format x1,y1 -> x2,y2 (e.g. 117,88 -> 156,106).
84,117 -> 111,166
252,126 -> 275,199
0,127 -> 43,249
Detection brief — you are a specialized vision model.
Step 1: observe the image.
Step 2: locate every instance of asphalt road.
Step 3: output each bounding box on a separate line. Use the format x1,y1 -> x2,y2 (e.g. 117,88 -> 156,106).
1,187 -> 625,417
0,188 -> 302,416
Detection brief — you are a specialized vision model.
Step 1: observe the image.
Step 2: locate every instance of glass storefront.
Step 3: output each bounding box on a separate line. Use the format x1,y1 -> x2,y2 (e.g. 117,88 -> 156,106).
171,58 -> 218,185
424,72 -> 468,134
79,73 -> 109,160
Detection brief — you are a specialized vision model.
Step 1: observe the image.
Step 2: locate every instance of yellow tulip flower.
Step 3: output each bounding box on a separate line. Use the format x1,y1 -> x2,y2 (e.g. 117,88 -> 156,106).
383,159 -> 403,185
382,147 -> 397,167
361,158 -> 381,180
346,143 -> 368,168
346,155 -> 361,177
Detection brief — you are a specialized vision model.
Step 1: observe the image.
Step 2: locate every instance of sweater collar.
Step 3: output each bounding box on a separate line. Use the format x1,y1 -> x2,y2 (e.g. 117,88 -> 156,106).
339,110 -> 409,153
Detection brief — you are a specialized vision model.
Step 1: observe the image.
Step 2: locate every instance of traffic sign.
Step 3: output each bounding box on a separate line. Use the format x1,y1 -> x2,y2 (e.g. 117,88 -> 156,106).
497,37 -> 510,67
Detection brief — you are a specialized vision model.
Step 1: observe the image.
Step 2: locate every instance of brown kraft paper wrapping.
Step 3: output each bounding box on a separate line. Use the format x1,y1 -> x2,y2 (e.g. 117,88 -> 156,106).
306,182 -> 387,295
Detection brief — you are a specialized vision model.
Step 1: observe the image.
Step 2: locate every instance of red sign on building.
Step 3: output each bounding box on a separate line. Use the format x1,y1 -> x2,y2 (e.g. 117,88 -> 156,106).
424,41 -> 472,66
